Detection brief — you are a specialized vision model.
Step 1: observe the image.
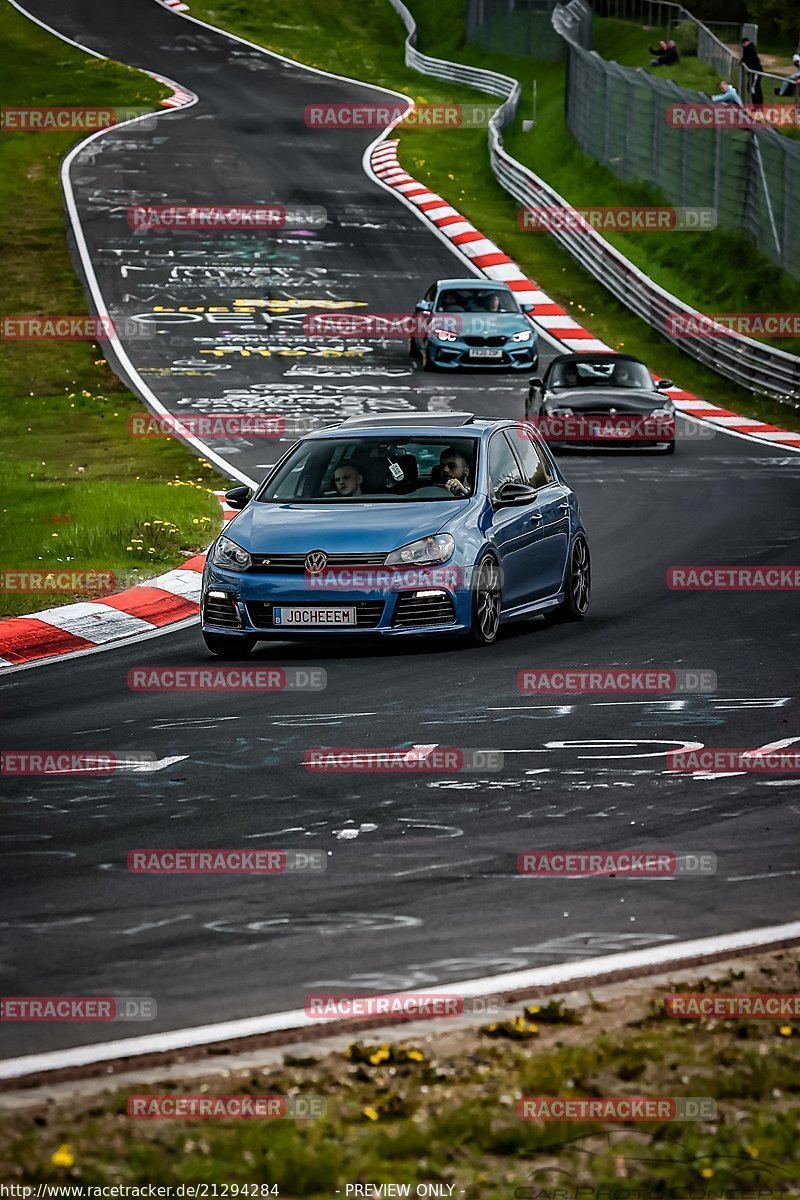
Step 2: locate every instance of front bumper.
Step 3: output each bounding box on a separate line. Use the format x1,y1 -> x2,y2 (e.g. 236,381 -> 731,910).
429,340 -> 538,370
202,566 -> 473,639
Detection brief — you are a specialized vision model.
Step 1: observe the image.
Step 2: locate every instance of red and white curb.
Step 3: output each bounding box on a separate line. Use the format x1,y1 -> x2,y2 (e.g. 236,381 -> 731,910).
370,139 -> 800,451
156,0 -> 190,14
0,496 -> 233,670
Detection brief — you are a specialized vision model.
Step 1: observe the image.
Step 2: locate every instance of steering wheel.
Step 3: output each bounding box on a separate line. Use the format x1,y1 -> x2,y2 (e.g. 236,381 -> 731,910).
409,485 -> 454,498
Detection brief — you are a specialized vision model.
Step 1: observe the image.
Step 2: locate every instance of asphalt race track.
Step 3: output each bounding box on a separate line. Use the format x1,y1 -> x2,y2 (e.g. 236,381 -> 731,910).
2,0 -> 799,1062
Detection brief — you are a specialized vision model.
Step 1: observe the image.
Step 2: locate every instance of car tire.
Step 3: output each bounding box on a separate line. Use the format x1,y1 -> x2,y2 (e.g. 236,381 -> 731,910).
409,337 -> 420,362
202,631 -> 258,658
546,535 -> 591,623
468,555 -> 502,646
422,341 -> 437,372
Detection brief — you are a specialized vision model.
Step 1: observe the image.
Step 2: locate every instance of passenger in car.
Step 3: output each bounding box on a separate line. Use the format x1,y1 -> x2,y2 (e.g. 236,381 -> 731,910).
333,461 -> 364,497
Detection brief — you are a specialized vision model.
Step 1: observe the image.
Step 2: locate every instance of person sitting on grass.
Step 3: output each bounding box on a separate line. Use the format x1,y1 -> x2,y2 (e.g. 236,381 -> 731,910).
775,53 -> 800,97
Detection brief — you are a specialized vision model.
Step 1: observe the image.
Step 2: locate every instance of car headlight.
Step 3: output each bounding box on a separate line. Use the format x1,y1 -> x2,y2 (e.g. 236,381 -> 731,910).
210,535 -> 252,571
433,329 -> 458,342
545,404 -> 573,416
651,404 -> 675,418
385,534 -> 455,567
511,329 -> 533,342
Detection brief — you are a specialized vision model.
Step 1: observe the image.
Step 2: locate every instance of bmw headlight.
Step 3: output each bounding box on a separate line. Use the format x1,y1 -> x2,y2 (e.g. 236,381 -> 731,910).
433,328 -> 458,342
651,404 -> 675,418
385,534 -> 455,567
511,329 -> 533,342
545,404 -> 573,416
210,535 -> 252,571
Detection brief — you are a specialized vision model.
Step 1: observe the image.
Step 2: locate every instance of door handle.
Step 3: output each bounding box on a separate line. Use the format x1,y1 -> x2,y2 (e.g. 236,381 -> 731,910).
558,499 -> 571,511
528,508 -> 543,525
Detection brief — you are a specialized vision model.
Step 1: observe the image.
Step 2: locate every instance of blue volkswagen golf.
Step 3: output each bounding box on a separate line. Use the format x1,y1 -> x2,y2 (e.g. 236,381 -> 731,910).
201,414 -> 590,656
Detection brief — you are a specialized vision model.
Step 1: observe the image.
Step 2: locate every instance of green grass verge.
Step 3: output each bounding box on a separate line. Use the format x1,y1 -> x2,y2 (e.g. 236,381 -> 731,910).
0,5 -> 227,618
3,955 -> 799,1191
182,0 -> 799,431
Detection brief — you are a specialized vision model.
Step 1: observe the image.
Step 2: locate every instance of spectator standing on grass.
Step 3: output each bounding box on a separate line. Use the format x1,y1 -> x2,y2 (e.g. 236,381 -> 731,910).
740,37 -> 764,106
711,80 -> 744,105
774,52 -> 800,97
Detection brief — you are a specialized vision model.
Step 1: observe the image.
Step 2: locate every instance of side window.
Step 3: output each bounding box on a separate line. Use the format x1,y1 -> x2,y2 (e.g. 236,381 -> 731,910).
425,284 -> 436,304
488,432 -> 523,495
513,430 -> 555,490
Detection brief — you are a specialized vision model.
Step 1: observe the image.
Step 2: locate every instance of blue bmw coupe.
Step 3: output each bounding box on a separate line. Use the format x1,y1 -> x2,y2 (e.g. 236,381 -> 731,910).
409,278 -> 538,371
201,414 -> 590,656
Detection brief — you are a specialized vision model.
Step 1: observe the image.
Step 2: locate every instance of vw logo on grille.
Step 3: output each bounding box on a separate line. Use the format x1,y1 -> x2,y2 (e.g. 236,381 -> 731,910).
305,550 -> 328,574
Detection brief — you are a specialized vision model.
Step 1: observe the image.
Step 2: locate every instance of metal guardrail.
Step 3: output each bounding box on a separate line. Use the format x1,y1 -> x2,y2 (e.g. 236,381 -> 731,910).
384,0 -> 800,401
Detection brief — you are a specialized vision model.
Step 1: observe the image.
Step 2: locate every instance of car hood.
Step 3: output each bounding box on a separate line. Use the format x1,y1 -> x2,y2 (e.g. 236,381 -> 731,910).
545,388 -> 668,413
226,500 -> 462,554
442,313 -> 532,337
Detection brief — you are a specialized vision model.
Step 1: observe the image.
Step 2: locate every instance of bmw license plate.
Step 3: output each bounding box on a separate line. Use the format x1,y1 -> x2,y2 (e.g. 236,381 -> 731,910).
593,421 -> 632,438
469,347 -> 503,359
273,606 -> 356,627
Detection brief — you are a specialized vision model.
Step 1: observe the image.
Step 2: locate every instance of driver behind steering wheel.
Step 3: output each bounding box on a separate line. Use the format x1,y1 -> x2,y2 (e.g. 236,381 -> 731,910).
439,447 -> 471,497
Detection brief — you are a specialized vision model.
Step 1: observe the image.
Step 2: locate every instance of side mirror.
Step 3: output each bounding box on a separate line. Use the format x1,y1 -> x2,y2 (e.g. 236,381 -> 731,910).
521,302 -> 535,313
529,376 -> 544,390
656,378 -> 674,390
224,485 -> 253,510
495,481 -> 538,506
415,300 -> 431,312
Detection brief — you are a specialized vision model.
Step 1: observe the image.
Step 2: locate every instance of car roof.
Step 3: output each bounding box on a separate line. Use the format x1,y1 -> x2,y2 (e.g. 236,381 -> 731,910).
433,278 -> 512,291
303,417 -> 509,441
547,351 -> 647,367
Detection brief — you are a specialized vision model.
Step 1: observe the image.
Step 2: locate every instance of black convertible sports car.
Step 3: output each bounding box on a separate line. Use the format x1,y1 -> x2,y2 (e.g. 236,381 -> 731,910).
526,353 -> 676,453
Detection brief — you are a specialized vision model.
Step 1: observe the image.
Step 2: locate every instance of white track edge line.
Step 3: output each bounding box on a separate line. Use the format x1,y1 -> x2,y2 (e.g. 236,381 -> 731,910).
1,920 -> 798,1080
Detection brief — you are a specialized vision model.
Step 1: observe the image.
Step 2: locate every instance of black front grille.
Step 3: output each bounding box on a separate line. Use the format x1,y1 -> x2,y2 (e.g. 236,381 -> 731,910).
464,335 -> 506,347
246,600 -> 385,629
249,552 -> 388,573
203,594 -> 241,629
392,591 -> 456,628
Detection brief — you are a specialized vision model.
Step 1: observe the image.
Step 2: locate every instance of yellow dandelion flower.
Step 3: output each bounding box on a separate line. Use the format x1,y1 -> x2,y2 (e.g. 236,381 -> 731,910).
51,1144 -> 75,1168
779,1025 -> 792,1037
745,1146 -> 759,1159
407,1049 -> 424,1062
700,1170 -> 713,1180
363,1107 -> 379,1121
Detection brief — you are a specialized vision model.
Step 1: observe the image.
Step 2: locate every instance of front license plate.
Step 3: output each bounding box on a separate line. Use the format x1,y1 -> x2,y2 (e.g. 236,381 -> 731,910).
469,347 -> 503,359
593,422 -> 632,438
273,606 -> 356,627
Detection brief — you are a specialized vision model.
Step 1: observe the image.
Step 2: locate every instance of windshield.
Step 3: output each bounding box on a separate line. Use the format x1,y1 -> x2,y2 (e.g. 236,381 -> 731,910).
257,437 -> 480,503
550,358 -> 654,390
434,288 -> 519,314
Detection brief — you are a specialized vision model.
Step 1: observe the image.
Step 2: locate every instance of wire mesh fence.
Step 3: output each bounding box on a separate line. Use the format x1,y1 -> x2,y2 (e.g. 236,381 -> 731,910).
466,0 -> 570,59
